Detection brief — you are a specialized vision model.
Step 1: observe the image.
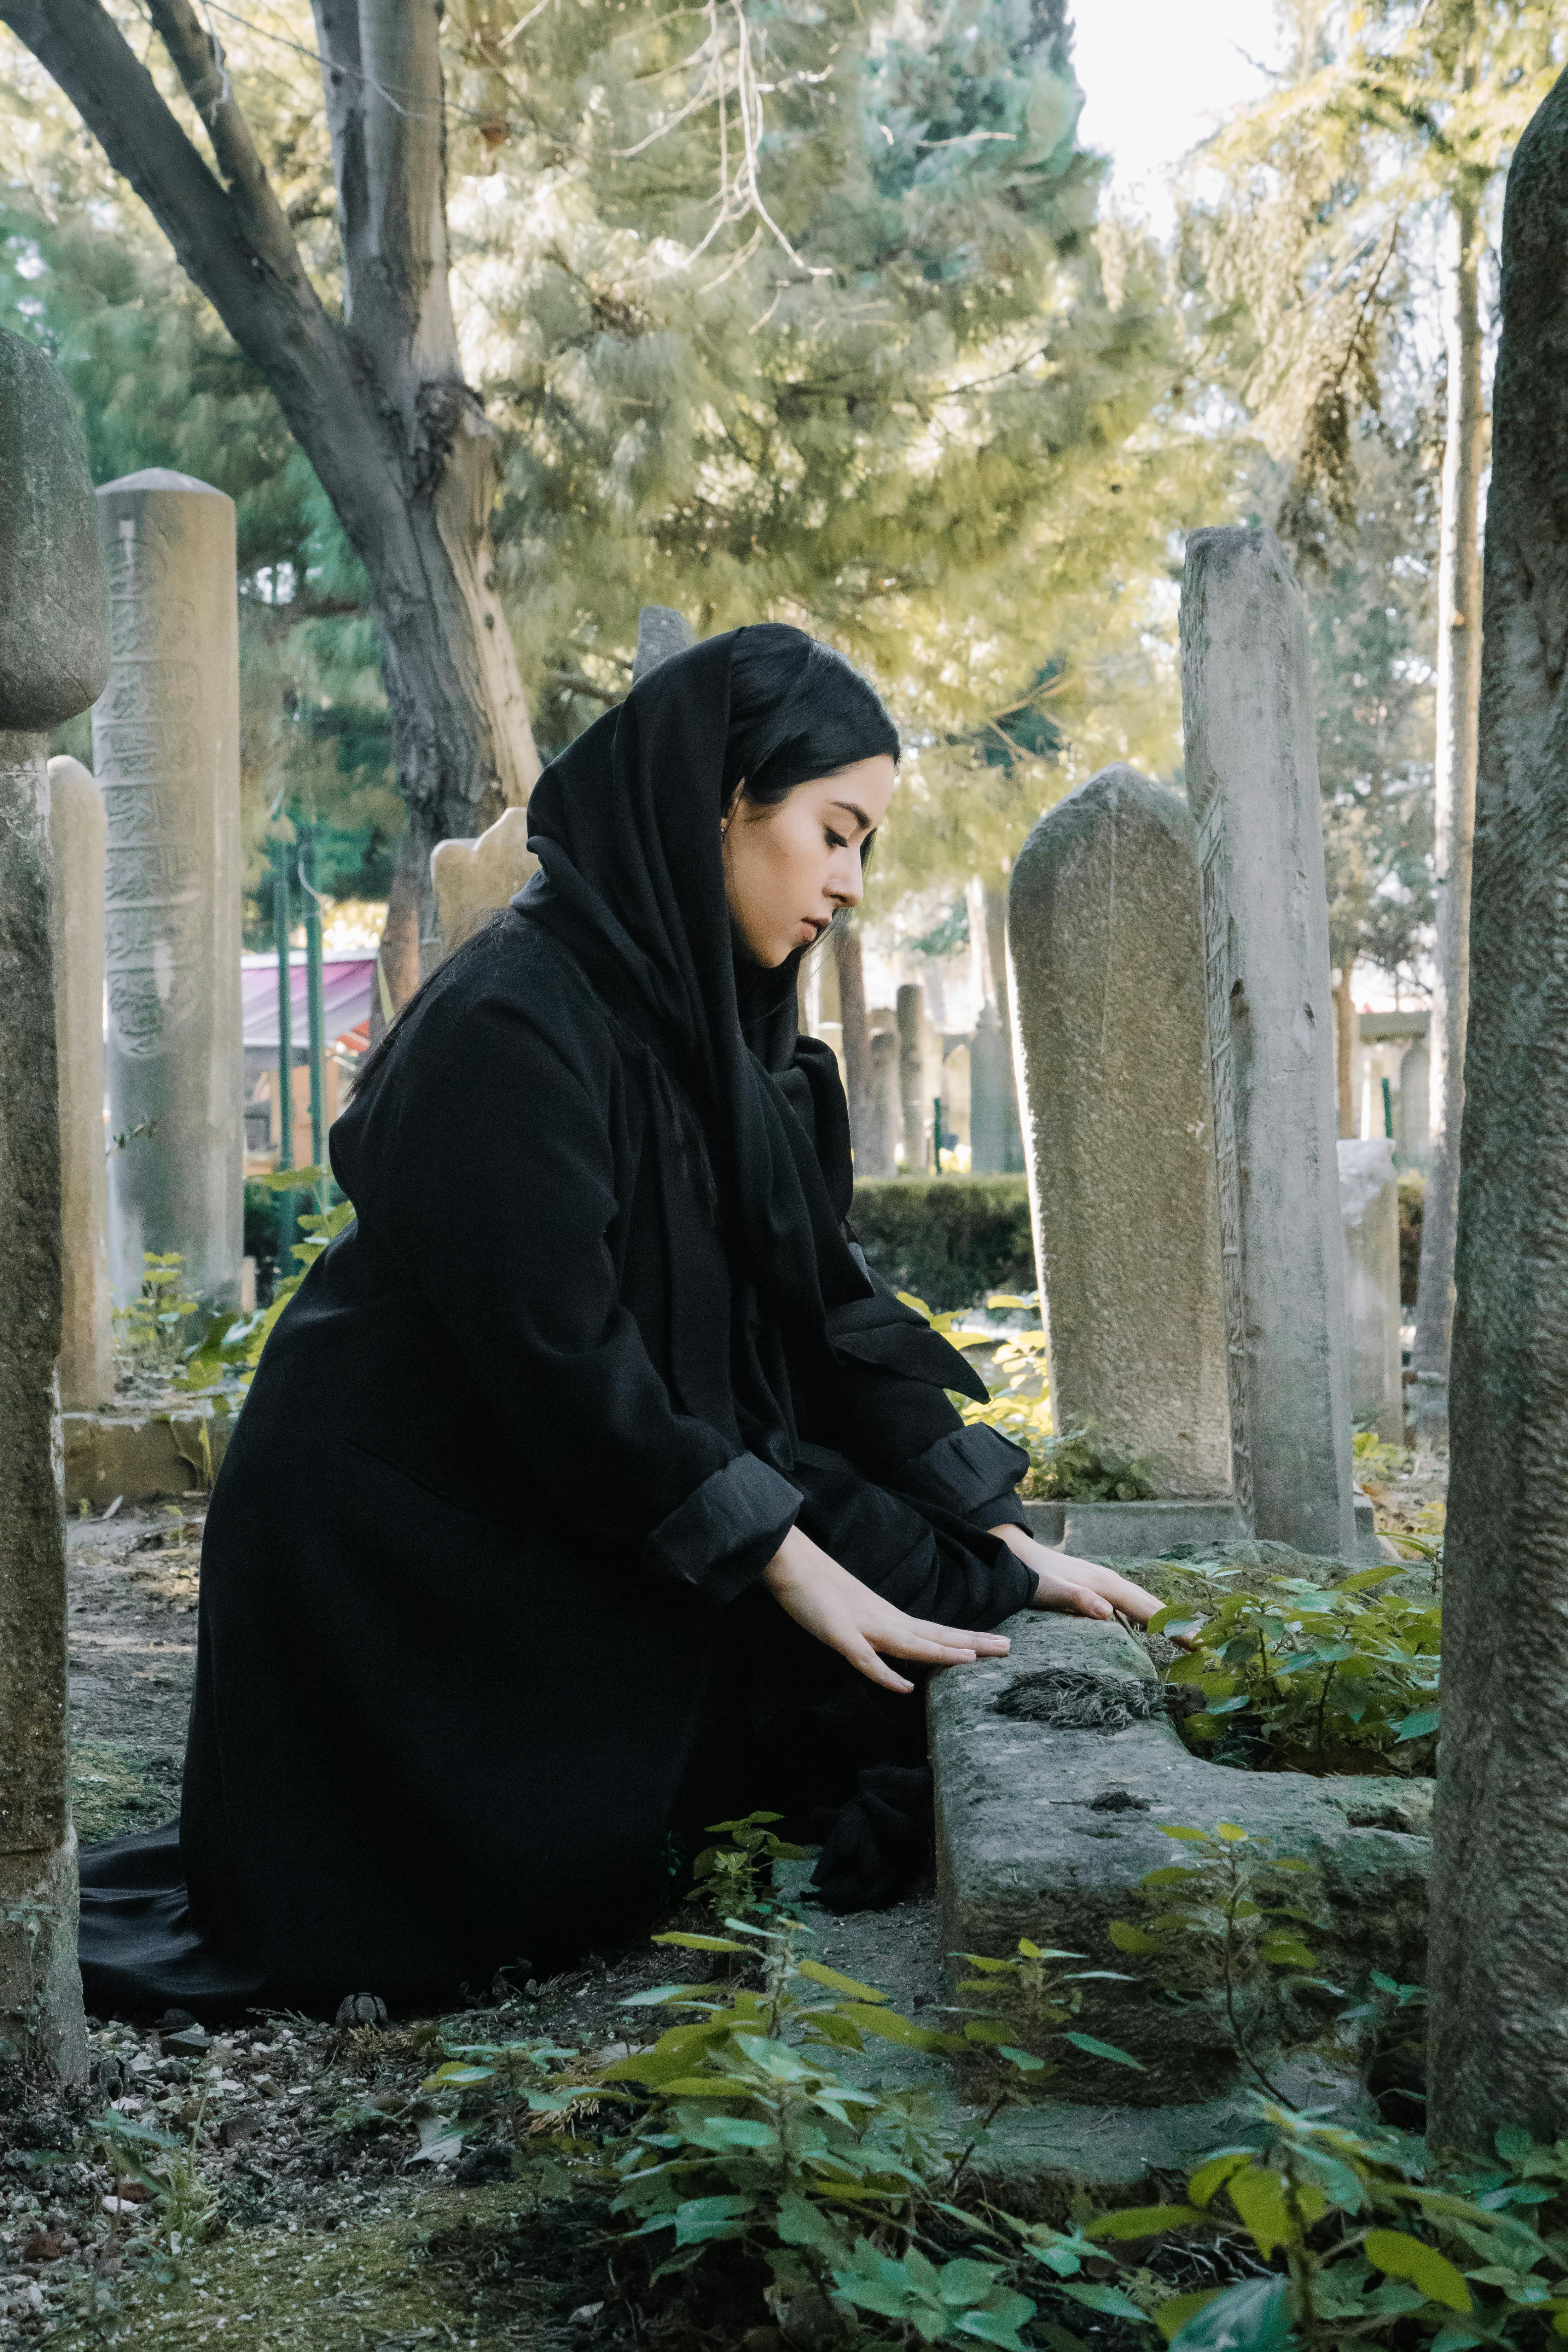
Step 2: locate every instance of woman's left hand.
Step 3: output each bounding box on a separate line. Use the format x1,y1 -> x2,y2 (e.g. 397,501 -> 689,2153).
987,1523 -> 1166,1627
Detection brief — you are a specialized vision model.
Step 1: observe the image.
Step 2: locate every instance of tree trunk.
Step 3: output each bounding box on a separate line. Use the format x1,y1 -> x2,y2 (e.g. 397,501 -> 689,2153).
1427,72 -> 1568,2153
1333,965 -> 1359,1137
1409,190 -> 1485,1444
835,926 -> 872,1168
1,0 -> 539,1011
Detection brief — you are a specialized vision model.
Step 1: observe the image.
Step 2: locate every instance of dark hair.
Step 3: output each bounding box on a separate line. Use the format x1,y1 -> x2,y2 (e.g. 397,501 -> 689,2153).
723,624 -> 899,818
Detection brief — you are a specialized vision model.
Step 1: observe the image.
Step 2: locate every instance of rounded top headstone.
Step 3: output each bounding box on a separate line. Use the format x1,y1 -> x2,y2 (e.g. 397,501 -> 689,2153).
98,467 -> 232,499
0,328 -> 110,732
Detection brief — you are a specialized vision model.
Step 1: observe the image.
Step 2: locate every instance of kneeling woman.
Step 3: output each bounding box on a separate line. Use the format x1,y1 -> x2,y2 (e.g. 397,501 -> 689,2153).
80,626 -> 1159,2019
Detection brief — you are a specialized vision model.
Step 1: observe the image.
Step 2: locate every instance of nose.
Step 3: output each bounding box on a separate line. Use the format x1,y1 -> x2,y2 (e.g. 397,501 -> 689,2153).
828,848 -> 863,910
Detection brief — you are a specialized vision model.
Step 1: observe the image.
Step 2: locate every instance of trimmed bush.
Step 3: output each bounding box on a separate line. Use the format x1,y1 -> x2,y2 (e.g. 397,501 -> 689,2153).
1398,1169 -> 1425,1307
850,1175 -> 1035,1311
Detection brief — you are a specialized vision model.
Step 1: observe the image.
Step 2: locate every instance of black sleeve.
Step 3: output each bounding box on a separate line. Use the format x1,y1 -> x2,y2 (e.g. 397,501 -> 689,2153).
369,986 -> 800,1605
796,1246 -> 1033,1534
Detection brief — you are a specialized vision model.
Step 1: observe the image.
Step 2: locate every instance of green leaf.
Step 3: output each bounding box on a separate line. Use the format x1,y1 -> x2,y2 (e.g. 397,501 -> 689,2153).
796,1959 -> 889,2002
1395,1706 -> 1441,1741
1157,2292 -> 1220,2342
776,2192 -> 848,2253
651,1932 -> 754,1953
1214,1823 -> 1248,1842
1495,2124 -> 1534,2164
1363,2228 -> 1472,2312
1158,1826 -> 1212,1842
1225,2165 -> 1292,2255
1167,2275 -> 1293,2351
657,2075 -> 755,2097
1056,2280 -> 1149,2322
1108,1922 -> 1163,1953
1064,2031 -> 1144,2070
957,2311 -> 1033,2350
1088,2205 -> 1202,2240
1000,2046 -> 1048,2073
674,2192 -> 755,2246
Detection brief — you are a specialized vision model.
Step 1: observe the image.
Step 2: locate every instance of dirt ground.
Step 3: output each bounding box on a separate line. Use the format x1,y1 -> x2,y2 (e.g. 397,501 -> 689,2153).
2,1452 -> 1448,2348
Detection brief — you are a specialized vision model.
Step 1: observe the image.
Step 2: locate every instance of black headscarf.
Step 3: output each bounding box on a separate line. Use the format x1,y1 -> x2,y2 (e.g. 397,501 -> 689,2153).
513,628 -> 986,1478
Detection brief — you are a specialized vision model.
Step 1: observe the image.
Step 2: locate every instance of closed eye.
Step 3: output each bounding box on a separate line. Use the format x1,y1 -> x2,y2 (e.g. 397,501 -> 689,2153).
825,829 -> 848,849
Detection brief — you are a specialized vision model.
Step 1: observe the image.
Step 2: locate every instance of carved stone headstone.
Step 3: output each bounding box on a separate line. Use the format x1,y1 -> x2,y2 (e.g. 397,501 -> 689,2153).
431,805 -> 539,958
1429,66 -> 1568,2153
632,605 -> 695,684
92,470 -> 242,1312
1010,764 -> 1231,1497
1181,527 -> 1358,1558
0,326 -> 109,2083
47,756 -> 112,1412
864,1026 -> 899,1179
1338,1139 -> 1403,1445
1397,1038 -> 1431,1171
896,983 -> 928,1172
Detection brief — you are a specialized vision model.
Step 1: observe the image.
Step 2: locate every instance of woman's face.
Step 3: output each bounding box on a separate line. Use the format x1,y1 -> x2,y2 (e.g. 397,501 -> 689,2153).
722,755 -> 895,968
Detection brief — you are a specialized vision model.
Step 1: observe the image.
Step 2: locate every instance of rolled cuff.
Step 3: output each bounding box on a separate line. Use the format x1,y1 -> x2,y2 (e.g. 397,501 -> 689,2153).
643,1451 -> 802,1606
886,1422 -> 1033,1531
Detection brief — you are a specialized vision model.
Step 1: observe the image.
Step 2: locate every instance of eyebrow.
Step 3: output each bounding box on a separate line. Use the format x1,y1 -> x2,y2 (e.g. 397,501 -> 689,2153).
829,799 -> 874,832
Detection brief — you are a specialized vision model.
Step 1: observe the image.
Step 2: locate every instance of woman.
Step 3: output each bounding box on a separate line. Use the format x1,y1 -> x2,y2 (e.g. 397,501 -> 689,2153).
80,626 -> 1158,2020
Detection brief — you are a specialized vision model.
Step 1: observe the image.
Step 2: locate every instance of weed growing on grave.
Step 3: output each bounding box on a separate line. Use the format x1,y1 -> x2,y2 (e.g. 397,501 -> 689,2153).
179,1166 -> 355,1406
690,1812 -> 811,1924
113,1252 -> 201,1379
1107,1822 -> 1324,2100
89,2109 -> 219,2254
1152,1567 -> 1441,1774
949,1936 -> 1144,2090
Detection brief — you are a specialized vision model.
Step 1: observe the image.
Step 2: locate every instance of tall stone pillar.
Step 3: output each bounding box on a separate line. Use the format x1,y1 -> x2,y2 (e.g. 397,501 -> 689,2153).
1396,1037 -> 1431,1170
93,471 -> 242,1312
0,329 -> 109,2083
864,1028 -> 900,1179
47,757 -> 112,1411
1009,764 -> 1231,1497
1429,66 -> 1568,2154
1337,1139 -> 1403,1445
1180,526 -> 1358,1558
896,983 -> 927,1173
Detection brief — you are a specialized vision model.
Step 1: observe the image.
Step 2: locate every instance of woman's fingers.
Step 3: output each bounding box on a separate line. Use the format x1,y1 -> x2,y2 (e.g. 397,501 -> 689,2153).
847,1638 -> 915,1695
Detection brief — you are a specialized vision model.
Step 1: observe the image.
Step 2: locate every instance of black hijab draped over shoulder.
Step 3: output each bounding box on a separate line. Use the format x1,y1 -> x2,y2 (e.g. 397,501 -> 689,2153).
514,627 -> 985,1480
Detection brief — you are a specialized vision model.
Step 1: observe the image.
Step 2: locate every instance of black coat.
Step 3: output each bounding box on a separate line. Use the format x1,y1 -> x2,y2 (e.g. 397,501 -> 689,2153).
80,642 -> 1033,2019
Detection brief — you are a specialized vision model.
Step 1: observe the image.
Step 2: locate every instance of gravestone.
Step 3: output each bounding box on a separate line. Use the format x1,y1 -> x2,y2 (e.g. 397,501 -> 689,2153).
1397,1038 -> 1431,1169
968,1001 -> 1015,1176
896,983 -> 928,1171
47,756 -> 112,1412
0,327 -> 109,2083
1338,1139 -> 1403,1444
1010,764 -> 1231,1499
632,604 -> 695,683
92,469 -> 242,1313
1181,526 -> 1359,1559
1429,66 -> 1568,2153
431,806 -> 537,958
864,1026 -> 900,1179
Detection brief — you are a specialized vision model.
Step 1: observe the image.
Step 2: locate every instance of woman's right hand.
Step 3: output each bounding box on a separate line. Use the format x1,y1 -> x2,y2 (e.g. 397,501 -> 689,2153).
762,1522 -> 1011,1694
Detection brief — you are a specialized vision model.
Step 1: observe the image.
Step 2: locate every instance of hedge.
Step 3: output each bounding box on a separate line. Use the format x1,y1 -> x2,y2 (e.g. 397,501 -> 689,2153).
850,1175 -> 1036,1312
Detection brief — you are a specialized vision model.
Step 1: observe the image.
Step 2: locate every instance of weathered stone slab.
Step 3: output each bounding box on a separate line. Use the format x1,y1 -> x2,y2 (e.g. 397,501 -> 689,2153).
1339,1139 -> 1403,1443
0,324 -> 109,2083
61,1408 -> 233,1512
632,604 -> 695,683
92,468 -> 242,1314
931,1609 -> 1430,2107
430,805 -> 538,958
47,756 -> 113,1412
1023,1498 -> 1245,1556
1010,766 -> 1231,1498
1181,528 -> 1358,1558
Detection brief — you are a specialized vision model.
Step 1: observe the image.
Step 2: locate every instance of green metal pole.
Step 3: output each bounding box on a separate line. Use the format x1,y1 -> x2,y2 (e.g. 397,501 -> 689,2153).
1382,1073 -> 1394,1141
272,834 -> 297,1271
932,1093 -> 944,1175
300,824 -> 329,1181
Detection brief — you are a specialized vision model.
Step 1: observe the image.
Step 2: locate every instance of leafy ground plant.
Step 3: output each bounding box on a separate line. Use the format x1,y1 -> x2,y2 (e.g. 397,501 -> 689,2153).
1108,1822 -> 1324,2100
691,1812 -> 812,1925
1152,1566 -> 1440,1774
180,1167 -> 356,1405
